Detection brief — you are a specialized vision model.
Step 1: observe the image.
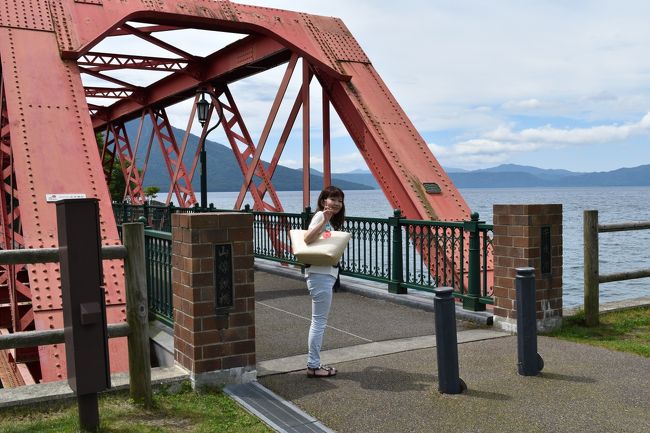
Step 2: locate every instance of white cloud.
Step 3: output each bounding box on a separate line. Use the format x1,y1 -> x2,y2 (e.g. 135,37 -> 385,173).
502,99 -> 542,110
430,112 -> 650,169
90,0 -> 650,172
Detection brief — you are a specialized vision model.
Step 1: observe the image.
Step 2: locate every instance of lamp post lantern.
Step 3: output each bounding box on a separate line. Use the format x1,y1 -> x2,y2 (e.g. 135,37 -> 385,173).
196,93 -> 210,126
196,93 -> 210,208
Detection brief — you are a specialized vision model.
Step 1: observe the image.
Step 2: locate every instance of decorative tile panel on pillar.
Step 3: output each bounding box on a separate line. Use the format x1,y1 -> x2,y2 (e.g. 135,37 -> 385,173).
171,212 -> 256,389
492,204 -> 563,333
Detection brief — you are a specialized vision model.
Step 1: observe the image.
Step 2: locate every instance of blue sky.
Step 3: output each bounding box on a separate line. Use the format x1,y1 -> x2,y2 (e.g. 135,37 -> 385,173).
93,1 -> 650,173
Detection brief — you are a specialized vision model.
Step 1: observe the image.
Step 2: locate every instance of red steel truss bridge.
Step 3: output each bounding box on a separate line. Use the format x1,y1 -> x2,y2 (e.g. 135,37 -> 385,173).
0,1 -> 478,386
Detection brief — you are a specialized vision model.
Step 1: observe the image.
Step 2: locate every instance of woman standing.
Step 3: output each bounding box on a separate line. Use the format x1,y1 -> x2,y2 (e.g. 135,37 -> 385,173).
303,186 -> 346,378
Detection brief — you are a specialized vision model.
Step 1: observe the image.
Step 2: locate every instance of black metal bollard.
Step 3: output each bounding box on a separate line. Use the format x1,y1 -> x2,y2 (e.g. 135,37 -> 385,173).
434,288 -> 466,394
56,199 -> 110,432
516,267 -> 544,376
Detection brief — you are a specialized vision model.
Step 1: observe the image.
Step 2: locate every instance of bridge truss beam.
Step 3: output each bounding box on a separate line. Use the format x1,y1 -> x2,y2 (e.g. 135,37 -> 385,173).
0,0 -> 478,384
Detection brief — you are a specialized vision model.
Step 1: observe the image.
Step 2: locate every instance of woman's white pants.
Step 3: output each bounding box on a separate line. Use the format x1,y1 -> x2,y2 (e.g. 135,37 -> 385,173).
306,273 -> 336,368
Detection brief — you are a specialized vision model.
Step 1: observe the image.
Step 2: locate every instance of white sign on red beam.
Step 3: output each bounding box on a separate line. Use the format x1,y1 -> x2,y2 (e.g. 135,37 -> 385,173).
45,193 -> 87,202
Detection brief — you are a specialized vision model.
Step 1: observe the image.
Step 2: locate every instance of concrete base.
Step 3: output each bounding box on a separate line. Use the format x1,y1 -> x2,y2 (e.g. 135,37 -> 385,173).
190,366 -> 257,390
493,315 -> 562,333
493,316 -> 517,334
538,316 -> 562,332
149,321 -> 174,368
564,296 -> 650,317
0,366 -> 189,409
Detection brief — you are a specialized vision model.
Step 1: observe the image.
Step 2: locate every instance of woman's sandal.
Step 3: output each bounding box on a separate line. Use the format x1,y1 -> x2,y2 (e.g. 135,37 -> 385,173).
306,365 -> 337,378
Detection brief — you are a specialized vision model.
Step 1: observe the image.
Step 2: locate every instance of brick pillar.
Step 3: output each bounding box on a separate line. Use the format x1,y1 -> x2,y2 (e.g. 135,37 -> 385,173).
492,204 -> 563,332
171,212 -> 256,388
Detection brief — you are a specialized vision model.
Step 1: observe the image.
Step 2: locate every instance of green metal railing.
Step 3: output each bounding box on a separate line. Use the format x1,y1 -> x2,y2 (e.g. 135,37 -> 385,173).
144,229 -> 173,326
114,202 -> 493,324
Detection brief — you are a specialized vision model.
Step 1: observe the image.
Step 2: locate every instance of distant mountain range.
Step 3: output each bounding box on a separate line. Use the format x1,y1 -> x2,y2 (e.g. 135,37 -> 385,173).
126,123 -> 372,191
319,163 -> 650,189
448,164 -> 650,188
126,123 -> 650,190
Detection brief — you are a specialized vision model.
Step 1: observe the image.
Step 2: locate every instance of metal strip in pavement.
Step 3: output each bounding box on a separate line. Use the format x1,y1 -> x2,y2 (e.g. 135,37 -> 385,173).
258,328 -> 508,377
224,381 -> 336,433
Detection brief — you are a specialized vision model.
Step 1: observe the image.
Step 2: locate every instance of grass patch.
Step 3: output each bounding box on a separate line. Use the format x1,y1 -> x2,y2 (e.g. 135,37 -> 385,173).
545,306 -> 650,357
0,382 -> 273,433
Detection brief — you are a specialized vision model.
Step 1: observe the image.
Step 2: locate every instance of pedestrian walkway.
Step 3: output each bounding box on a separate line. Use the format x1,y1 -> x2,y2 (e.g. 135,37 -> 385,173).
254,262 -> 650,433
253,264 -> 485,365
2,264 -> 650,433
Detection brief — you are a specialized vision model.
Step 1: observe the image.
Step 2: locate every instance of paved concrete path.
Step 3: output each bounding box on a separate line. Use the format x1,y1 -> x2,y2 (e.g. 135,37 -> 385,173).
254,268 -> 482,364
255,264 -> 650,433
259,336 -> 650,433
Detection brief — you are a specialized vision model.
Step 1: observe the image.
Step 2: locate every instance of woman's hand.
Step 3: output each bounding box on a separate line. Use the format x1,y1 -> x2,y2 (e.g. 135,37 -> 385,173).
322,206 -> 334,222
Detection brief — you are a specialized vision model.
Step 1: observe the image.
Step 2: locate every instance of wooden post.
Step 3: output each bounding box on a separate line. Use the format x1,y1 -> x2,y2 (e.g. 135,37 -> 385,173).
122,222 -> 152,407
584,210 -> 599,327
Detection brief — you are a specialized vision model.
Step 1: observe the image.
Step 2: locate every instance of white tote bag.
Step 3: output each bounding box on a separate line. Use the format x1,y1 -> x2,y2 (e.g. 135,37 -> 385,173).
289,229 -> 351,266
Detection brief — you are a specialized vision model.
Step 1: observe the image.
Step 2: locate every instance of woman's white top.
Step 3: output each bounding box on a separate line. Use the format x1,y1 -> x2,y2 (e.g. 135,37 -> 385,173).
304,211 -> 339,278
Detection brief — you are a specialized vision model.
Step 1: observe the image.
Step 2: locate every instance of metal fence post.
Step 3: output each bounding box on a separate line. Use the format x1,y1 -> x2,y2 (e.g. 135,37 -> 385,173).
165,203 -> 175,232
388,209 -> 405,294
516,267 -> 544,376
123,222 -> 152,407
122,201 -> 128,223
114,202 -> 121,225
434,288 -> 466,394
463,212 -> 486,311
301,206 -> 312,229
137,216 -> 150,229
584,210 -> 599,327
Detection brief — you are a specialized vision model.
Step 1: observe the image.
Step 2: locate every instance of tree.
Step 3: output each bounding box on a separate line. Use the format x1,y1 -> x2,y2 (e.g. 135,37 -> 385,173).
144,186 -> 160,204
96,132 -> 127,202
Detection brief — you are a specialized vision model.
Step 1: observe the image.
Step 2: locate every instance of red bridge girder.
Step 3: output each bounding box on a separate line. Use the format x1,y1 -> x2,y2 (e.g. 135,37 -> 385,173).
0,1 -> 480,384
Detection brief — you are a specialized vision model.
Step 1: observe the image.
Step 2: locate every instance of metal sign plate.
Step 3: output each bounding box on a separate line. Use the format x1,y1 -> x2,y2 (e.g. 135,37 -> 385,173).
541,226 -> 551,275
46,193 -> 87,202
214,243 -> 234,313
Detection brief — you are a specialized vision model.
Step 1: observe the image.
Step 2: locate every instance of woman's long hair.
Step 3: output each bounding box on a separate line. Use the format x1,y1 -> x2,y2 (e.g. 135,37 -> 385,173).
315,185 -> 345,230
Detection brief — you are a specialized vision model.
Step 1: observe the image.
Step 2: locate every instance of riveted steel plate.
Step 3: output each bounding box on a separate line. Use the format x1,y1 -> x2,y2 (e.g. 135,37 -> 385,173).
319,30 -> 369,63
141,0 -> 168,12
34,304 -> 128,382
0,0 -> 53,32
304,15 -> 369,64
1,27 -> 127,382
48,0 -> 75,53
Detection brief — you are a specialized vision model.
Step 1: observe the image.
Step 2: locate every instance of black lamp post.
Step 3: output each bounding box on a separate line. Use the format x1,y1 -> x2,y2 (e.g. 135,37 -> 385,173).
196,93 -> 210,208
197,93 -> 210,124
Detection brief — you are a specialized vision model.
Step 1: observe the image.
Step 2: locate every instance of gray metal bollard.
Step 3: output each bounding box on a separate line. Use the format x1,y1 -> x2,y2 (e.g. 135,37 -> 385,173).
516,267 -> 544,376
434,288 -> 466,394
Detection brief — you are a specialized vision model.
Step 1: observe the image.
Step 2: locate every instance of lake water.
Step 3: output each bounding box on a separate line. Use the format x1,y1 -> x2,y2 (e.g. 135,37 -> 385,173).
205,187 -> 650,308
